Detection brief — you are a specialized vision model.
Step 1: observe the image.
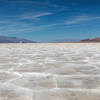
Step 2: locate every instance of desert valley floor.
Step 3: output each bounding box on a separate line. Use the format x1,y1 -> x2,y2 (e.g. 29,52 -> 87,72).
0,43 -> 100,100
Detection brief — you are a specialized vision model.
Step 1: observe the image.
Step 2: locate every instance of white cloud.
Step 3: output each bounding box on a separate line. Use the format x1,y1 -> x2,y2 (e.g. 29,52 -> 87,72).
0,21 -> 57,35
66,15 -> 100,25
20,12 -> 53,20
0,21 -> 8,24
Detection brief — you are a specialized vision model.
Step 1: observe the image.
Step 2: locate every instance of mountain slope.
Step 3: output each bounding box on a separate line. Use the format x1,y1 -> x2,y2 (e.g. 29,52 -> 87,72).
0,36 -> 36,43
51,38 -> 81,43
80,37 -> 100,42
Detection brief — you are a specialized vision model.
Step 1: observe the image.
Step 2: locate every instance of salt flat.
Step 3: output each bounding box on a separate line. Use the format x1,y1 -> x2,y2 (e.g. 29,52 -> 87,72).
0,43 -> 100,100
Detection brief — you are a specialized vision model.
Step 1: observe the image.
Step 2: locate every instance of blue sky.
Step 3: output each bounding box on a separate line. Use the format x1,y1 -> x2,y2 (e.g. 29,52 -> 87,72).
0,0 -> 100,42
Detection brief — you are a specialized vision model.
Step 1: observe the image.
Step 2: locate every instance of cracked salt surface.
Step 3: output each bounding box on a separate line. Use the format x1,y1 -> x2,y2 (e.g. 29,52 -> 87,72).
0,43 -> 100,100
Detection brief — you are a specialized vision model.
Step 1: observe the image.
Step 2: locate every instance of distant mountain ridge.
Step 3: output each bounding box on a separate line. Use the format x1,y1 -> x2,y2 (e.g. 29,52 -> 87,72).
80,37 -> 100,42
51,38 -> 81,43
0,36 -> 36,43
0,36 -> 100,43
52,37 -> 100,43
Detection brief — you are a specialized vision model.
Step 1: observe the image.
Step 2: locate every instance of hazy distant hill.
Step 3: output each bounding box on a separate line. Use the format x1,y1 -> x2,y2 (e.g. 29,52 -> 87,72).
80,37 -> 100,42
0,36 -> 36,43
52,38 -> 100,43
51,38 -> 81,43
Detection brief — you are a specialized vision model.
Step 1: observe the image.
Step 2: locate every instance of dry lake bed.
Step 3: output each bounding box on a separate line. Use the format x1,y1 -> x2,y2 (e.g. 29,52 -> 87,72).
0,43 -> 100,100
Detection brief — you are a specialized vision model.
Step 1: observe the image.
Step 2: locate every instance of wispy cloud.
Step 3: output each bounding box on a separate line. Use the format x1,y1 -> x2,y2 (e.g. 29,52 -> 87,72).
0,10 -> 55,35
0,20 -> 58,35
1,0 -> 66,13
0,21 -> 8,24
65,15 -> 100,25
20,12 -> 53,20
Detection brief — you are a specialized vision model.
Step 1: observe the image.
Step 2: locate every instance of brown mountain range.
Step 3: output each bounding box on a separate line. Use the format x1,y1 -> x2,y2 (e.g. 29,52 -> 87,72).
80,37 -> 100,42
